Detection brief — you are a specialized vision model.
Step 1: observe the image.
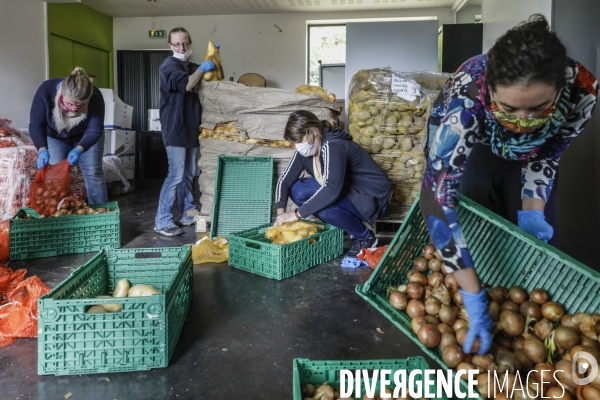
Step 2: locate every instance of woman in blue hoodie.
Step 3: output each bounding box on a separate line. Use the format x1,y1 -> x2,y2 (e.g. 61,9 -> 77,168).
274,110 -> 392,257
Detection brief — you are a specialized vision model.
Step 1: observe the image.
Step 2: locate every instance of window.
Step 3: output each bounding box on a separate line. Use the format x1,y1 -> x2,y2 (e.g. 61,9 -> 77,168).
307,25 -> 346,85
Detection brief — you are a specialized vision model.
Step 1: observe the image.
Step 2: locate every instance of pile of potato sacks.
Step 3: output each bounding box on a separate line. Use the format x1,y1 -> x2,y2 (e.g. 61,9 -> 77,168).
386,244 -> 600,400
347,69 -> 450,218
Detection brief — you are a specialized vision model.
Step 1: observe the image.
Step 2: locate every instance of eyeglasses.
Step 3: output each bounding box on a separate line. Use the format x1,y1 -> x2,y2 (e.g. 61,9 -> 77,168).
169,42 -> 190,49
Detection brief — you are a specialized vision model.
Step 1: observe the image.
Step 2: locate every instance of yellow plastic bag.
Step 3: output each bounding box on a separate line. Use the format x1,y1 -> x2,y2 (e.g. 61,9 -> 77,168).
192,236 -> 228,264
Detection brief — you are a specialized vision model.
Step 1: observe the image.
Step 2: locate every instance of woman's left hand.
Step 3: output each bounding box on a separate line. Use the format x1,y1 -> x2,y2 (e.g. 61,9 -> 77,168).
274,211 -> 298,227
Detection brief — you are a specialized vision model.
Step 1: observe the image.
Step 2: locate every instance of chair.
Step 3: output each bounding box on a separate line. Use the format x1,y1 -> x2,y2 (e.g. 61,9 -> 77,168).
237,73 -> 267,87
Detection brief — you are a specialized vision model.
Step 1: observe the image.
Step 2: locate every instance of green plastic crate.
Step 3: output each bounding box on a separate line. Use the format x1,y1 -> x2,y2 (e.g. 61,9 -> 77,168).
9,202 -> 120,260
293,357 -> 447,400
37,246 -> 193,376
228,221 -> 344,280
210,155 -> 274,238
356,194 -> 600,397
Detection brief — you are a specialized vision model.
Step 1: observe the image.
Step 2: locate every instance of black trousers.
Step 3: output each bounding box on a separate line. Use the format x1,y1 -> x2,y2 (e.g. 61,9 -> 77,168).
458,144 -> 559,248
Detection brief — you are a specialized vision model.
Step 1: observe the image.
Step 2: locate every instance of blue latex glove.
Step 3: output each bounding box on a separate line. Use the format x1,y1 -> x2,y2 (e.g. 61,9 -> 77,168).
67,148 -> 81,166
517,210 -> 554,242
214,41 -> 220,50
460,289 -> 493,355
198,60 -> 215,73
341,256 -> 369,269
37,149 -> 49,169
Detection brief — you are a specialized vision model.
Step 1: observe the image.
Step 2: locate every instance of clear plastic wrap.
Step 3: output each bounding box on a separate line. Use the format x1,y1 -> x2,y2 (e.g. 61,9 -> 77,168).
347,69 -> 451,218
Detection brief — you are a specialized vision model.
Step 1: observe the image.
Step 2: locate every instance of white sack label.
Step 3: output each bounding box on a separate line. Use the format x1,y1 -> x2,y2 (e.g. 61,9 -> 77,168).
391,74 -> 421,101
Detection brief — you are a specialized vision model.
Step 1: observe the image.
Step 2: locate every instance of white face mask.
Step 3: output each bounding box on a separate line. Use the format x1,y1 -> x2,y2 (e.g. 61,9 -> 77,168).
173,48 -> 192,61
295,141 -> 317,157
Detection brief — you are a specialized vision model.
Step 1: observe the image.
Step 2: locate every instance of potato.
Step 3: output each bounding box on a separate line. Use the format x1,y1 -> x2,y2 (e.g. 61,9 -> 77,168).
113,278 -> 130,298
95,296 -> 123,312
87,305 -> 107,314
128,284 -> 162,297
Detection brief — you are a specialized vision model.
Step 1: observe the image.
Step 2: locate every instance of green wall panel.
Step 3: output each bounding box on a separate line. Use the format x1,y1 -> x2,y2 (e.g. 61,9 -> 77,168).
48,3 -> 113,88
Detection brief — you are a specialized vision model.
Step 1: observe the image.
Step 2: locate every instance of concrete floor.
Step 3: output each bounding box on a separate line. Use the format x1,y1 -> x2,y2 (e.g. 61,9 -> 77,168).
0,180 -> 432,400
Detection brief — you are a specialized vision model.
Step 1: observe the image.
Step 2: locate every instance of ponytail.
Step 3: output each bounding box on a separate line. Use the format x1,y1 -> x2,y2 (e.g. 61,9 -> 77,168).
63,67 -> 93,101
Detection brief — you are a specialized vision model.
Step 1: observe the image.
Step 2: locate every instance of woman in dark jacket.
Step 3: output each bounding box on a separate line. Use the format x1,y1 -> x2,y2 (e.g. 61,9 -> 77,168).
29,66 -> 107,204
154,27 -> 219,236
275,110 -> 392,257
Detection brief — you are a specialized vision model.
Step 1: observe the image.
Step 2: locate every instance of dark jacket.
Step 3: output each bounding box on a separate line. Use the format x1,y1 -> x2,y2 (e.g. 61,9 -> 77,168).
29,78 -> 105,151
275,127 -> 392,224
159,57 -> 201,148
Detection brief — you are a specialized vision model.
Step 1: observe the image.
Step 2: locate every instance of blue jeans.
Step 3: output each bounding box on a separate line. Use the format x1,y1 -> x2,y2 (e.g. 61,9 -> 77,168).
47,133 -> 108,204
290,178 -> 372,239
155,146 -> 198,230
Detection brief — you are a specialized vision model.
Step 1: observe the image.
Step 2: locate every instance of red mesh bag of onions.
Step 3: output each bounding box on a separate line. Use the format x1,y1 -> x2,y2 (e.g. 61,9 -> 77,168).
29,160 -> 74,217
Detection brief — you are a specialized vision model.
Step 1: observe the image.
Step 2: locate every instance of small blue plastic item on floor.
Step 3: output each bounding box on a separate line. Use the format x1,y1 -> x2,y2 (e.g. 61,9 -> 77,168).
341,256 -> 369,269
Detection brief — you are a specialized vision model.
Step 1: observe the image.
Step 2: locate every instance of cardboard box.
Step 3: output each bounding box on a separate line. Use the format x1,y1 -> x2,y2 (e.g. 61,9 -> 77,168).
99,89 -> 134,130
103,130 -> 135,157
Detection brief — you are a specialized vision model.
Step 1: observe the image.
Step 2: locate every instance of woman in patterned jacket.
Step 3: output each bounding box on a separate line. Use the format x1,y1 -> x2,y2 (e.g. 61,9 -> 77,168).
420,14 -> 598,355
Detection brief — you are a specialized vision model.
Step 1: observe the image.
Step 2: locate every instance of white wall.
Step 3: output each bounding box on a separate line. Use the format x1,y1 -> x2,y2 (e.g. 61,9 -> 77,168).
456,6 -> 481,24
481,0 -> 552,52
113,8 -> 454,93
0,0 -> 47,129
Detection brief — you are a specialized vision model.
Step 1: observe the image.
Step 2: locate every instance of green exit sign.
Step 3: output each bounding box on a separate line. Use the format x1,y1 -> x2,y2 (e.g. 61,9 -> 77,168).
149,30 -> 165,38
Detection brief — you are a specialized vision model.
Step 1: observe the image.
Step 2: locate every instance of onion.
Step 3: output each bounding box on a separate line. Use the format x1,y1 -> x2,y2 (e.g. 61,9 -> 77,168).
570,346 -> 600,367
509,287 -> 528,304
406,299 -> 426,318
425,298 -> 442,315
523,336 -> 547,363
530,288 -> 550,305
439,332 -> 458,351
494,372 -> 517,395
514,350 -> 535,373
490,344 -> 510,359
495,391 -> 511,400
463,353 -> 473,364
456,362 -> 478,380
455,327 -> 468,346
413,256 -> 429,272
407,270 -> 428,286
453,319 -> 468,332
494,334 -> 513,349
315,383 -> 334,399
424,285 -> 433,300
437,323 -> 454,335
489,287 -> 508,304
424,315 -> 440,326
442,344 -> 464,367
531,362 -> 557,388
428,271 -> 444,288
428,258 -> 442,272
489,301 -> 501,321
561,314 -> 581,332
422,244 -> 436,260
554,360 -> 577,394
496,350 -> 516,374
554,326 -> 581,350
412,316 -> 430,335
476,372 -> 490,398
581,335 -> 600,350
581,384 -> 600,400
500,310 -> 526,336
452,290 -> 464,306
417,324 -> 441,348
512,336 -> 526,351
533,319 -> 554,341
542,302 -> 565,322
432,284 -> 451,305
472,354 -> 496,371
445,273 -> 460,290
389,290 -> 408,310
439,306 -> 457,325
521,301 -> 543,320
547,386 -> 573,400
406,282 -> 424,300
501,301 -> 520,313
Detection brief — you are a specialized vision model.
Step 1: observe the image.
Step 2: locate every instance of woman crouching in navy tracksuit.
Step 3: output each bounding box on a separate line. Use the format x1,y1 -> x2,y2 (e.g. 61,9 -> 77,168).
274,110 -> 392,257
